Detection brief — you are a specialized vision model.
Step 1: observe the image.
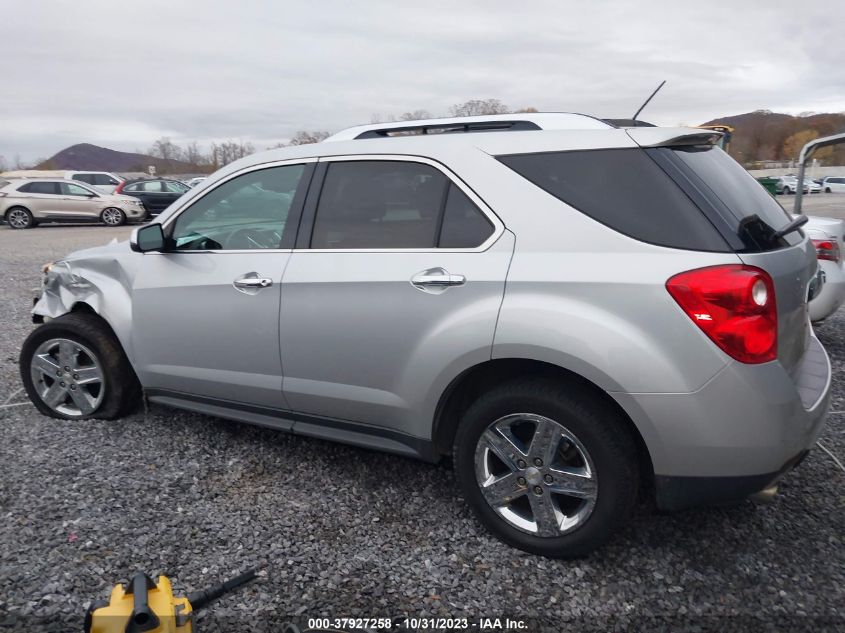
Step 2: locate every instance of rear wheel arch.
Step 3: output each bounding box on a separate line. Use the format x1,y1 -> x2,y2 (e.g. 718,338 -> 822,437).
432,358 -> 654,482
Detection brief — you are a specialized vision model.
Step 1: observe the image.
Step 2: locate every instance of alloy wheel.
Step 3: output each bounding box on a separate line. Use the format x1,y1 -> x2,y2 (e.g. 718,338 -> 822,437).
29,338 -> 105,417
102,208 -> 124,226
7,209 -> 31,229
474,413 -> 598,536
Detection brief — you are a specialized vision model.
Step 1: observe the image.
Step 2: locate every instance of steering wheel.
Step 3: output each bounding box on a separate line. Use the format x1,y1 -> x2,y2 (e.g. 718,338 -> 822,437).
223,227 -> 276,250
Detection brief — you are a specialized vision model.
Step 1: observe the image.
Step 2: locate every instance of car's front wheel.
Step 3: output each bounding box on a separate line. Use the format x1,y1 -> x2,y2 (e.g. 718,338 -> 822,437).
20,313 -> 140,420
825,187 -> 832,193
454,378 -> 639,558
783,186 -> 792,194
101,207 -> 126,226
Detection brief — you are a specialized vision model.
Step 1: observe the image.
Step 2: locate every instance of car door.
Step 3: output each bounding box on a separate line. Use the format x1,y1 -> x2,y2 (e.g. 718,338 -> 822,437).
59,182 -> 100,218
18,181 -> 64,215
139,180 -> 171,215
279,156 -> 513,442
130,160 -> 314,411
161,180 -> 189,210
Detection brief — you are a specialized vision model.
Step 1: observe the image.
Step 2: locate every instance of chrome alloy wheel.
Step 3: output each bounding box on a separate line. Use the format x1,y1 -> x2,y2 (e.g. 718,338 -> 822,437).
29,338 -> 105,417
474,413 -> 598,536
101,207 -> 124,226
7,208 -> 31,228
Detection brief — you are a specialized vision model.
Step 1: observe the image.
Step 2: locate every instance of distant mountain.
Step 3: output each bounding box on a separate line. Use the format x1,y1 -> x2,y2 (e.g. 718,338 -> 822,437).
35,143 -> 195,173
700,110 -> 845,164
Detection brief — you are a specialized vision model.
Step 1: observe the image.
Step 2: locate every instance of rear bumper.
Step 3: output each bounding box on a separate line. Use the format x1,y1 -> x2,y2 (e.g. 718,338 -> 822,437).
654,450 -> 809,511
613,335 -> 830,505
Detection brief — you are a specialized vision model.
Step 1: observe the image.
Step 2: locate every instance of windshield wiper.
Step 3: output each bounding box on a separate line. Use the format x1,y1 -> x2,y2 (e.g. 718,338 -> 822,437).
772,215 -> 809,240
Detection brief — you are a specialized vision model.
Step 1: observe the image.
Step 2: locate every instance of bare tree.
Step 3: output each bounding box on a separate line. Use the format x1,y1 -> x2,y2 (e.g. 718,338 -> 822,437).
0,155 -> 6,172
148,137 -> 183,164
212,140 -> 255,166
399,110 -> 432,121
183,141 -> 205,167
449,99 -> 510,117
288,130 -> 331,146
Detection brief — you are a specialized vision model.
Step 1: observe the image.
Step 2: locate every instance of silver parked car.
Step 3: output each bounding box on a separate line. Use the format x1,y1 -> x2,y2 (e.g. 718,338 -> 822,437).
19,113 -> 830,557
0,178 -> 146,228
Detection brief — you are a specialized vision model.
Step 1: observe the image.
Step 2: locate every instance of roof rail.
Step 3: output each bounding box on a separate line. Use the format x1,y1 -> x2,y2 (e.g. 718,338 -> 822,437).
355,120 -> 540,139
324,112 -> 612,142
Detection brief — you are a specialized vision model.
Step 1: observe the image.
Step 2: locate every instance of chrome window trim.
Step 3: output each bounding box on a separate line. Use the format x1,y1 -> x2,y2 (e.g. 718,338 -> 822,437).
299,154 -> 504,253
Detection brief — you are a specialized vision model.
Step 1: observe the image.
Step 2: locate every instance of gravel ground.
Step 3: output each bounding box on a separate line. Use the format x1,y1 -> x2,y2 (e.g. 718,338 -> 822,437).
0,224 -> 843,632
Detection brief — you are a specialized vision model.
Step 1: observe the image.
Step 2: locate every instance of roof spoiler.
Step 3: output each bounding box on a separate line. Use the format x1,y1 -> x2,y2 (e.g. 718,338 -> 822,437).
625,127 -> 723,148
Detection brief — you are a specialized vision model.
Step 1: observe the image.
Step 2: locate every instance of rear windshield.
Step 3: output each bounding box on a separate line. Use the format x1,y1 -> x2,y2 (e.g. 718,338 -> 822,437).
652,146 -> 800,251
497,148 -> 730,251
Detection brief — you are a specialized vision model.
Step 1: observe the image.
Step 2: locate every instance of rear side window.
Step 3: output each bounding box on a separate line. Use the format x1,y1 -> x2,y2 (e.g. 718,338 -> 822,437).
498,149 -> 729,251
19,181 -> 59,194
439,184 -> 494,248
72,174 -> 96,184
311,161 -> 448,249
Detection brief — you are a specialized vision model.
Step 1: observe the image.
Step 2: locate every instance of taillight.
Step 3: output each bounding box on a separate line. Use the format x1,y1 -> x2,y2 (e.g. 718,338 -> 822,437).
666,265 -> 777,364
114,182 -> 125,194
812,239 -> 841,262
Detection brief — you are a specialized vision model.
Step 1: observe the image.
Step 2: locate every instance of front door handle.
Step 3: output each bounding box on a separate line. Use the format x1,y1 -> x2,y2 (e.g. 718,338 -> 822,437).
233,272 -> 273,294
411,267 -> 466,294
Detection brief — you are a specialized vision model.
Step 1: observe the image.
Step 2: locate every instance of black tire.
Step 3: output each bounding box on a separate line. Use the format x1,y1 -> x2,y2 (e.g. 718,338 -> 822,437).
19,312 -> 141,420
454,378 -> 639,558
783,186 -> 792,194
101,207 -> 126,226
5,206 -> 34,229
825,187 -> 831,193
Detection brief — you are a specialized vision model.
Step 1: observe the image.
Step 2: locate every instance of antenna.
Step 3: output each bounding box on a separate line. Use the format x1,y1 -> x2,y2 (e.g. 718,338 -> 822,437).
632,80 -> 666,120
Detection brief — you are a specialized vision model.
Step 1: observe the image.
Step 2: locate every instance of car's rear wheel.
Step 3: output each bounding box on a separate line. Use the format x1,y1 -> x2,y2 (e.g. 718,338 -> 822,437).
101,207 -> 126,226
20,313 -> 141,420
454,378 -> 639,558
6,206 -> 34,229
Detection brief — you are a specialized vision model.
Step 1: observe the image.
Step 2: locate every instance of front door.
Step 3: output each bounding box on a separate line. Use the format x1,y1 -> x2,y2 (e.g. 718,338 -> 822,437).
279,157 -> 512,438
131,161 -> 313,409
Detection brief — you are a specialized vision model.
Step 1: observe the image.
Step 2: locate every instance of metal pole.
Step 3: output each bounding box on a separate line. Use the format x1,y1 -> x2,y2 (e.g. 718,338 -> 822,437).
794,157 -> 805,216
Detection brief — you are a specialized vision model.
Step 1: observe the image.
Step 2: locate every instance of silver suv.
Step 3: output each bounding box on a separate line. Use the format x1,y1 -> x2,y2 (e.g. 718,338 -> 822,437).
19,114 -> 830,557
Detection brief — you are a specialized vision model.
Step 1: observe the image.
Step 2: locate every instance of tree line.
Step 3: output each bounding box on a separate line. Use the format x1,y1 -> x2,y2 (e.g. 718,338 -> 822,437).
139,99 -> 540,174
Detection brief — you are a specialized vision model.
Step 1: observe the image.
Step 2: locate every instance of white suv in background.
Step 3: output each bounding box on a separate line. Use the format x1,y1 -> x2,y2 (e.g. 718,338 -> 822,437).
65,171 -> 124,193
820,176 -> 845,193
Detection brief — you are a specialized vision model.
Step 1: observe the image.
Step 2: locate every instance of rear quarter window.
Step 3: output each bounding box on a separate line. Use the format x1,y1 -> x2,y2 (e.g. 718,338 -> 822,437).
498,149 -> 730,251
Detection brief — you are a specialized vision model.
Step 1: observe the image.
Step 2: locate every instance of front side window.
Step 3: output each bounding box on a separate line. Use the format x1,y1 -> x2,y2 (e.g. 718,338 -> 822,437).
163,180 -> 188,193
141,181 -> 163,192
62,182 -> 95,196
172,164 -> 305,251
311,161 -> 449,249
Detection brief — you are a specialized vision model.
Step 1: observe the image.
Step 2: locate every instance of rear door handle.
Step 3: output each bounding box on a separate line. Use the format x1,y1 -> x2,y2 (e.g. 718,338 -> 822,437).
411,267 -> 466,293
233,272 -> 273,294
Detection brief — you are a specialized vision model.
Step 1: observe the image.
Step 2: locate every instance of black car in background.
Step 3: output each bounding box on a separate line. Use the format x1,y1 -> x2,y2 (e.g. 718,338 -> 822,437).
115,178 -> 190,217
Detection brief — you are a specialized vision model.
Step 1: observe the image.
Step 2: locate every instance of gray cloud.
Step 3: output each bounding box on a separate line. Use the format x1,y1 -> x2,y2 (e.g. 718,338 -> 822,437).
2,0 -> 844,162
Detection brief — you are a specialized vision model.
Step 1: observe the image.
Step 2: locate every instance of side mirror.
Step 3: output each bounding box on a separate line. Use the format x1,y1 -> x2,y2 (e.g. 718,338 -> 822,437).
130,223 -> 166,252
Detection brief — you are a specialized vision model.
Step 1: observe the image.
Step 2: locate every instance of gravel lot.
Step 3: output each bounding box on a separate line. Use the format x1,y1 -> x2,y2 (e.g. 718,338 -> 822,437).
0,223 -> 843,632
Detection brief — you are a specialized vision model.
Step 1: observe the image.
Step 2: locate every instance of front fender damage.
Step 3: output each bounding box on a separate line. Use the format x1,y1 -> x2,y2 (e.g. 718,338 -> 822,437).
32,244 -> 137,361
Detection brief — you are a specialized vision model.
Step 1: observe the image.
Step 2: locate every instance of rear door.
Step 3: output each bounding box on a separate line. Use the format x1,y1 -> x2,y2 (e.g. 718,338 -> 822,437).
278,156 -> 513,440
18,181 -> 64,215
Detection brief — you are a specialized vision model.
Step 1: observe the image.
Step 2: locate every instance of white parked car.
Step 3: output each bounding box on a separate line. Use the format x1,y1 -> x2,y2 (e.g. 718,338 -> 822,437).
805,215 -> 845,322
184,177 -> 206,188
0,170 -> 124,193
820,176 -> 845,193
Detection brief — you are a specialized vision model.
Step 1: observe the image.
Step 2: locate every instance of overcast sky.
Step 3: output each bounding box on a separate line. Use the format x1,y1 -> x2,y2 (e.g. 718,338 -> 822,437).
3,0 -> 844,163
